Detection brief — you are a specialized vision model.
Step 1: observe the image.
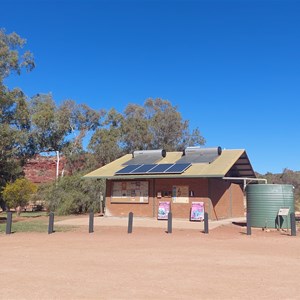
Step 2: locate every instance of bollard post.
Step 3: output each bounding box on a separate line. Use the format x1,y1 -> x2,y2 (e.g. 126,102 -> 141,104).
204,212 -> 209,234
89,210 -> 94,233
128,212 -> 133,234
167,212 -> 172,234
290,212 -> 296,236
6,211 -> 13,235
246,212 -> 251,235
48,212 -> 54,234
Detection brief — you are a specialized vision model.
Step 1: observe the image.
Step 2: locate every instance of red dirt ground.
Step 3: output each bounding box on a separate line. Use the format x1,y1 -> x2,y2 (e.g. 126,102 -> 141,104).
1,224 -> 299,300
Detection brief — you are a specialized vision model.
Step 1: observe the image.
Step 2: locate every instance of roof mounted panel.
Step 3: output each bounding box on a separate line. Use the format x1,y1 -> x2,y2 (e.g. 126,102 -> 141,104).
177,146 -> 222,164
147,164 -> 174,173
131,164 -> 157,174
124,149 -> 166,165
115,164 -> 141,175
164,163 -> 192,174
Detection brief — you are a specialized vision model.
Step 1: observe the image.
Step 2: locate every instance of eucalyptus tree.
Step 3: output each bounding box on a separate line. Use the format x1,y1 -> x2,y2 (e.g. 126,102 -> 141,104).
63,103 -> 104,174
0,28 -> 35,209
0,28 -> 34,82
29,94 -> 103,175
144,98 -> 205,151
120,103 -> 152,153
0,86 -> 33,184
88,108 -> 124,166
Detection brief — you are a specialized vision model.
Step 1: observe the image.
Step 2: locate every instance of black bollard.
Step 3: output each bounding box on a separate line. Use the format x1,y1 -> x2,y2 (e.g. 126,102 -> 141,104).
167,212 -> 172,234
89,210 -> 94,233
48,212 -> 54,234
128,212 -> 133,234
204,212 -> 209,234
246,212 -> 251,235
290,212 -> 296,236
6,211 -> 13,235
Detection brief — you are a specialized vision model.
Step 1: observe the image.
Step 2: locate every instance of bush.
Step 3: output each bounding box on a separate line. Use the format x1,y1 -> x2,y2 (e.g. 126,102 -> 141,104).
38,173 -> 105,215
3,178 -> 37,212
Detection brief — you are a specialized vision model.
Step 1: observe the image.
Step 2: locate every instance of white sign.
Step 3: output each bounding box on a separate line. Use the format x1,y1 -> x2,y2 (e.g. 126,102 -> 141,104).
278,208 -> 290,216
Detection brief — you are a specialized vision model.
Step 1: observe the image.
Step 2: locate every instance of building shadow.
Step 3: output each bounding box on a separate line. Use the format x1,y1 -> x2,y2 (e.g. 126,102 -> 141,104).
232,221 -> 247,227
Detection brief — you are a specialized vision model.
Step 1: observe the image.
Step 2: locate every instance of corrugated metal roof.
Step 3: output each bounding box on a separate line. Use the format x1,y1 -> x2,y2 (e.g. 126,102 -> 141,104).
83,149 -> 256,179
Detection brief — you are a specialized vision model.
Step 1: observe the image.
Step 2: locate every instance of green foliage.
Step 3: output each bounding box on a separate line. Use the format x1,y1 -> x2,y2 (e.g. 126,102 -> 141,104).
3,178 -> 37,209
88,98 -> 206,161
0,29 -> 35,208
38,174 -> 105,215
88,108 -> 124,165
0,28 -> 35,81
260,169 -> 300,211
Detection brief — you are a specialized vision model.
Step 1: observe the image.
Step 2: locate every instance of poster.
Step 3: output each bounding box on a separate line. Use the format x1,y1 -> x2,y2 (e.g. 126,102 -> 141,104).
190,202 -> 204,221
158,201 -> 171,220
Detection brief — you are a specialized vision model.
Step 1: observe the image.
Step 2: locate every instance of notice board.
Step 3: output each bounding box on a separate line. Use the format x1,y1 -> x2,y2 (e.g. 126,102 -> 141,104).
172,185 -> 189,203
111,181 -> 149,203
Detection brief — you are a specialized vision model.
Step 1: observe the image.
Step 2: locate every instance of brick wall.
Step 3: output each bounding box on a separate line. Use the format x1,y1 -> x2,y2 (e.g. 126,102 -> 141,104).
105,177 -> 244,220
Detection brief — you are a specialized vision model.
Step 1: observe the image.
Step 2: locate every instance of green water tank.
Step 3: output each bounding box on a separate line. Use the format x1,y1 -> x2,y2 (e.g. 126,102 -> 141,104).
246,184 -> 294,229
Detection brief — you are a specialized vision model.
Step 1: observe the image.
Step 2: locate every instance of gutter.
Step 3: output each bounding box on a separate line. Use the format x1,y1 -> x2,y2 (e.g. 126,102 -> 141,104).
222,177 -> 267,191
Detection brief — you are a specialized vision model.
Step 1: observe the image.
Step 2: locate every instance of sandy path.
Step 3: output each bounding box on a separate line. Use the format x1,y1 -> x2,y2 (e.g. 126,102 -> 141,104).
0,224 -> 299,300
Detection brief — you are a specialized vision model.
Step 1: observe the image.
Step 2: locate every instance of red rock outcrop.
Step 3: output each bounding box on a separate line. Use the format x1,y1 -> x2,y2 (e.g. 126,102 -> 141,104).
23,154 -> 67,184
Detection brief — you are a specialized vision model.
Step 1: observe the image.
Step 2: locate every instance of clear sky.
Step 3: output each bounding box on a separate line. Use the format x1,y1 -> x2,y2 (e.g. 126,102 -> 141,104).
1,0 -> 299,174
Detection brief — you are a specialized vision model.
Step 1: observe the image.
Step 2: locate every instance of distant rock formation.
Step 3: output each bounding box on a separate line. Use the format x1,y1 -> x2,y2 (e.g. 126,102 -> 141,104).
23,154 -> 67,184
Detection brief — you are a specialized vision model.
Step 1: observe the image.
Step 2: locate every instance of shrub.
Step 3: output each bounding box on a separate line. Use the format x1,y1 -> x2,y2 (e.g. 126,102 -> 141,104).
38,173 -> 105,215
3,178 -> 37,212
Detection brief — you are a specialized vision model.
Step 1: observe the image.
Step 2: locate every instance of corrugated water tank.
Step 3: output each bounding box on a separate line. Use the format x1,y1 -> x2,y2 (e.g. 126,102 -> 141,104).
246,184 -> 294,229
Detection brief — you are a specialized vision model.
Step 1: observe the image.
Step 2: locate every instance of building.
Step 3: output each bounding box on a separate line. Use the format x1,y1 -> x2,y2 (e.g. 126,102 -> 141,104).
84,147 -> 256,220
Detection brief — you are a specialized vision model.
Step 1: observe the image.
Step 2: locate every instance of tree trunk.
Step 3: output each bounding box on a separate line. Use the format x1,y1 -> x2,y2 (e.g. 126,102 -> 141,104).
16,206 -> 21,217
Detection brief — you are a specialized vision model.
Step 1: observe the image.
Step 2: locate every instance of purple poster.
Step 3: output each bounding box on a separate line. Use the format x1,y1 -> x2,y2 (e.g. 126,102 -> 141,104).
190,202 -> 204,221
158,201 -> 170,220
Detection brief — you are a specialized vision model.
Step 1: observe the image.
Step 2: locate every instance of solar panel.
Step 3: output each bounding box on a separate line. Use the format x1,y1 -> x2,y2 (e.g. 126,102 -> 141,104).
115,164 -> 141,174
131,164 -> 157,174
164,163 -> 191,173
148,164 -> 174,173
116,163 -> 192,175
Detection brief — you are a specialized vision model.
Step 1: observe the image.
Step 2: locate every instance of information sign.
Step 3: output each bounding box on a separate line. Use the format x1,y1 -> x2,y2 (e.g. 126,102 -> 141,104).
190,202 -> 204,221
158,201 -> 171,220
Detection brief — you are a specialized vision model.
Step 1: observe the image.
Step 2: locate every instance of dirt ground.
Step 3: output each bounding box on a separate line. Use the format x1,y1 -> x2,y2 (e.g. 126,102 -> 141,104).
0,222 -> 299,300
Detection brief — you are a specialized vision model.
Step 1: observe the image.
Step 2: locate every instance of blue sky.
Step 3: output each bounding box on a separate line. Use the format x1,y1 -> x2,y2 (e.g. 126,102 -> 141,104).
1,0 -> 299,174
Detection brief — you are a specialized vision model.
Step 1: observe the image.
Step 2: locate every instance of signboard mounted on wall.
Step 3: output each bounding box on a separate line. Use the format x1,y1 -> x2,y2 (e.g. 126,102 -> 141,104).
158,201 -> 170,220
190,202 -> 205,221
111,181 -> 149,203
172,185 -> 189,203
